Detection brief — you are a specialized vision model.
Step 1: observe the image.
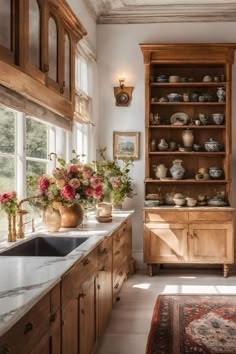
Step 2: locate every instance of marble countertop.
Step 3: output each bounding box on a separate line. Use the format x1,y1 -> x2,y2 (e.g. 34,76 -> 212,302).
0,211 -> 134,337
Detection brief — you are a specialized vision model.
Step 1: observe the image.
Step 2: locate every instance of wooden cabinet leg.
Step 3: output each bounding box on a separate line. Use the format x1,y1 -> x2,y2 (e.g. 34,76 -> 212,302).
223,264 -> 229,278
147,264 -> 153,277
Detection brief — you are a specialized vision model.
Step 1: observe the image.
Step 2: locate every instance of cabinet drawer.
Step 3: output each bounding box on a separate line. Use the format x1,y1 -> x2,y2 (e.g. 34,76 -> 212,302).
113,259 -> 128,283
61,247 -> 98,306
144,210 -> 188,222
189,211 -> 233,222
98,237 -> 112,268
0,293 -> 51,354
113,222 -> 127,252
113,241 -> 127,273
113,264 -> 127,304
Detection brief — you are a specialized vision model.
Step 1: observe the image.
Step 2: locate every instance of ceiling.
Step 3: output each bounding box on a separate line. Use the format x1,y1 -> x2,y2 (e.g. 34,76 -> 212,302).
86,0 -> 236,23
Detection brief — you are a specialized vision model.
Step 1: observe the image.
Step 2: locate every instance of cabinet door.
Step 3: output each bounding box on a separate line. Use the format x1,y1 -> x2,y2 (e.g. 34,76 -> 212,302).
144,223 -> 188,263
62,298 -> 79,354
98,259 -> 112,337
79,276 -> 98,354
188,223 -> 233,263
0,0 -> 15,63
30,323 -> 61,354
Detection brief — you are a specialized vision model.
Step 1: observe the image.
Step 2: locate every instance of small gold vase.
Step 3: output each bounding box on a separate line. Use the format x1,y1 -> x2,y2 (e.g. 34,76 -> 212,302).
43,208 -> 61,232
60,203 -> 84,228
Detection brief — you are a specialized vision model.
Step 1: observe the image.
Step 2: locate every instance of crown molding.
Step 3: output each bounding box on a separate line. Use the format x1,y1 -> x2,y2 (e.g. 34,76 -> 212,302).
86,1 -> 236,24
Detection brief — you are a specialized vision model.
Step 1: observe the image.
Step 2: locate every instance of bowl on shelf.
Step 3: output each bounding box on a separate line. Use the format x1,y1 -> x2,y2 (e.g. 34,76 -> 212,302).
193,144 -> 203,152
186,198 -> 197,207
156,75 -> 168,83
209,167 -> 223,179
204,138 -> 222,152
173,197 -> 186,207
169,75 -> 180,83
167,93 -> 182,102
212,113 -> 224,125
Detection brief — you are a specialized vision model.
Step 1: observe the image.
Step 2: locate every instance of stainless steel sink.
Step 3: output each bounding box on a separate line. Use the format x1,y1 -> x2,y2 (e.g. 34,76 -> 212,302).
0,236 -> 88,257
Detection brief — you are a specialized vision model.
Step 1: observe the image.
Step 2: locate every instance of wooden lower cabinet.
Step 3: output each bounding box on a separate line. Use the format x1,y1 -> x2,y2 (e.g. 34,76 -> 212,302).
0,216 -> 133,354
143,208 -> 235,277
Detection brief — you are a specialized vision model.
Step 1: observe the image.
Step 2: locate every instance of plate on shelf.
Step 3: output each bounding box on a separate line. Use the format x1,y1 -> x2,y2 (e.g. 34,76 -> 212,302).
170,112 -> 190,126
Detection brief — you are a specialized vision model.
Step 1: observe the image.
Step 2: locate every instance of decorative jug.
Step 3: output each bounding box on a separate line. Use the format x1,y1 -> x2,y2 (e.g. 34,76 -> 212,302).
158,138 -> 168,151
216,87 -> 225,102
170,159 -> 185,180
182,129 -> 194,148
153,164 -> 168,179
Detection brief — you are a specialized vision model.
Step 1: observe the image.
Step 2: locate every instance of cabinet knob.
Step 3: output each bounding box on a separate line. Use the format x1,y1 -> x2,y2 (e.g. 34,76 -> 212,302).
99,266 -> 106,272
114,250 -> 120,256
42,64 -> 49,73
60,87 -> 64,94
193,232 -> 198,239
79,292 -> 86,298
50,313 -> 57,323
97,284 -> 101,290
0,345 -> 11,354
24,322 -> 33,335
114,283 -> 119,289
100,248 -> 108,255
83,258 -> 90,266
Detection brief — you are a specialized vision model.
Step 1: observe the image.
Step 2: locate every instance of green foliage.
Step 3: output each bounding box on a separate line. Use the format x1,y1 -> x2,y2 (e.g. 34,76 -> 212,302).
94,147 -> 136,206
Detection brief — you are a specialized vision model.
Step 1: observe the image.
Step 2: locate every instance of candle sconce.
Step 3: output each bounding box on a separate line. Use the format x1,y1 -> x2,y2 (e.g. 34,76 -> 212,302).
114,74 -> 133,107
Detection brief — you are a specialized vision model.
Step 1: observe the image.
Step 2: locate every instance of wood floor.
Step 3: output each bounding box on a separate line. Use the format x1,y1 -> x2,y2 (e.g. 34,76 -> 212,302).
96,268 -> 236,354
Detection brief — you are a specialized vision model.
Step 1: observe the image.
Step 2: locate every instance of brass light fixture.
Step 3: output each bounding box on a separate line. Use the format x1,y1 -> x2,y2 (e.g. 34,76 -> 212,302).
114,74 -> 133,107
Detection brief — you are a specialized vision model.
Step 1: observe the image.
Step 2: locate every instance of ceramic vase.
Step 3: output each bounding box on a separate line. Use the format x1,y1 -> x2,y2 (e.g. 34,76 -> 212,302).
43,208 -> 61,232
182,129 -> 194,148
170,159 -> 185,180
153,164 -> 168,179
216,87 -> 226,102
60,203 -> 83,228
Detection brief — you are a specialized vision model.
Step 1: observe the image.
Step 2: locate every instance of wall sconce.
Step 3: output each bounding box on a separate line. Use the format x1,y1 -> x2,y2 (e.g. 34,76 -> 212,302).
114,74 -> 133,107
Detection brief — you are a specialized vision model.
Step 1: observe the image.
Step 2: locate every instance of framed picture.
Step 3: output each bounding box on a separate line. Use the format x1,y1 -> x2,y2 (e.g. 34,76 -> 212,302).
113,131 -> 140,159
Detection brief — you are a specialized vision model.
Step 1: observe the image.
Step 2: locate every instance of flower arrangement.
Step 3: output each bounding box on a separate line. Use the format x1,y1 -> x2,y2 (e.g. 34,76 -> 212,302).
94,147 -> 135,207
30,152 -> 103,211
0,191 -> 18,215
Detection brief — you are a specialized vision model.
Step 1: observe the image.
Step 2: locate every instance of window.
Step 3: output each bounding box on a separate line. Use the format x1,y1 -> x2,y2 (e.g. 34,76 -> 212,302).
0,105 -> 68,235
73,122 -> 89,163
75,49 -> 88,95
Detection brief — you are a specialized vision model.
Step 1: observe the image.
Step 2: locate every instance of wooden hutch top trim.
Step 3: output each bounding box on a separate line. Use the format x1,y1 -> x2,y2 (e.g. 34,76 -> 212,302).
140,43 -> 236,64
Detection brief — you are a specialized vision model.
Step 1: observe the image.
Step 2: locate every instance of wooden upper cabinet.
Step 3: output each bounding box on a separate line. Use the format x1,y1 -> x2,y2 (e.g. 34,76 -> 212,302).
0,0 -> 15,63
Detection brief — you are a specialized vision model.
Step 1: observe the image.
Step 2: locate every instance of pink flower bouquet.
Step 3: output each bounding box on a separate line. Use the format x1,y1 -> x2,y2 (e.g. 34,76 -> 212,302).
0,191 -> 18,215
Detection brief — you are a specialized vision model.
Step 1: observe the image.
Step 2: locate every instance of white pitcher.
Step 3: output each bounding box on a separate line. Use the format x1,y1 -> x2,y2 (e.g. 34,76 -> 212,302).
153,164 -> 168,179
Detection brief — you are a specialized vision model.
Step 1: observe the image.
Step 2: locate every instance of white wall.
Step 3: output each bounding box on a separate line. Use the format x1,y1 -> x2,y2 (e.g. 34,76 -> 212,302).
97,22 -> 236,266
67,0 -> 96,50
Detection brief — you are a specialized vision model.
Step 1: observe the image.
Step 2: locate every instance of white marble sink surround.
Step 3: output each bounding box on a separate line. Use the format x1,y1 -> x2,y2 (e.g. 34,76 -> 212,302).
0,211 -> 134,337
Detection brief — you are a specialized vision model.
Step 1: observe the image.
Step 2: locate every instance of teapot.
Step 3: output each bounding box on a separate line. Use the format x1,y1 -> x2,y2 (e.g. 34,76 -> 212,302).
153,164 -> 168,179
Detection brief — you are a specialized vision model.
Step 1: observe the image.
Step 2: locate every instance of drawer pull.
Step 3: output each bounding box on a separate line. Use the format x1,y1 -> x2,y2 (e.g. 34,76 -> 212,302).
83,258 -> 90,266
114,283 -> 119,289
99,266 -> 106,272
119,271 -> 123,276
79,292 -> 86,298
0,345 -> 11,354
50,313 -> 57,323
100,248 -> 108,255
114,251 -> 120,256
116,236 -> 120,242
24,322 -> 33,335
122,227 -> 126,232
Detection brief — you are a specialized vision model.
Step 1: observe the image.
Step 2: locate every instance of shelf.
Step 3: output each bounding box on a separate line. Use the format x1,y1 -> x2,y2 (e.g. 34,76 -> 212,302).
145,178 -> 228,184
151,102 -> 226,106
149,152 -> 225,156
148,125 -> 226,129
150,82 -> 227,87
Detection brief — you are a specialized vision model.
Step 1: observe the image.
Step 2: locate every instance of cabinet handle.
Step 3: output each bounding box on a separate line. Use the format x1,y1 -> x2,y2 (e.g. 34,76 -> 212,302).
60,87 -> 64,94
114,250 -> 120,256
42,64 -> 49,73
114,283 -> 119,289
83,258 -> 90,266
193,232 -> 198,239
99,266 -> 106,272
0,345 -> 11,354
24,322 -> 33,335
50,313 -> 57,324
79,292 -> 86,298
100,248 -> 108,255
97,284 -> 101,290
119,271 -> 123,276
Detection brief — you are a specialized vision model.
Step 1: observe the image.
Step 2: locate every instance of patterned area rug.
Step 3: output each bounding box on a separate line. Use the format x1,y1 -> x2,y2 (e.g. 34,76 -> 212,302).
146,294 -> 236,354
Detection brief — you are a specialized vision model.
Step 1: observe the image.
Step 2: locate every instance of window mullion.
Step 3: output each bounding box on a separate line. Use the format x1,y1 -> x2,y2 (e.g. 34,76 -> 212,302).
16,112 -> 26,199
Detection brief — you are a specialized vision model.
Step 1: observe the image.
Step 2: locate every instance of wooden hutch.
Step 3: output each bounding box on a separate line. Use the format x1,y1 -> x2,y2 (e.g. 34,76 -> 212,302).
140,44 -> 236,277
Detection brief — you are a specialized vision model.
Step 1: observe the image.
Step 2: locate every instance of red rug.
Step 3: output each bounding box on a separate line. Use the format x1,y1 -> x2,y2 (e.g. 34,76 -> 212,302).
146,294 -> 236,354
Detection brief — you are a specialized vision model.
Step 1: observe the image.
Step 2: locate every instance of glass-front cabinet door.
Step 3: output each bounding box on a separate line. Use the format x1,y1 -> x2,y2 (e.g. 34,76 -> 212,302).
24,0 -> 45,83
0,0 -> 15,63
